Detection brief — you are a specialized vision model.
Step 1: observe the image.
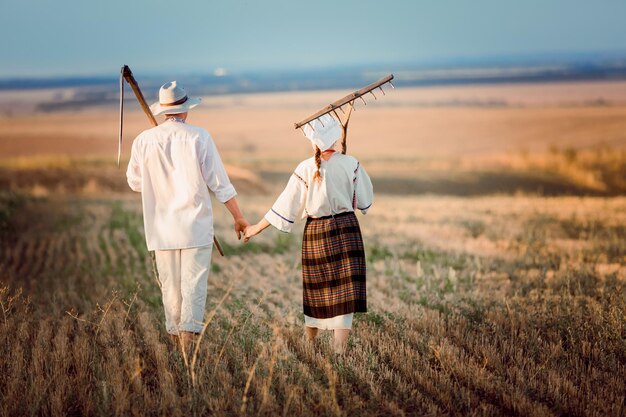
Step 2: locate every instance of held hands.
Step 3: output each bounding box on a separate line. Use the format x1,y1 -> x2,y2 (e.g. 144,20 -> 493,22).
230,214 -> 268,243
224,197 -> 271,243
244,218 -> 270,242
243,223 -> 260,242
234,217 -> 250,240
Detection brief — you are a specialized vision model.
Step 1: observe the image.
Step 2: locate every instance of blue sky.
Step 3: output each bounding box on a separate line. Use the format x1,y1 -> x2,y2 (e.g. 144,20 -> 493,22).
1,0 -> 626,77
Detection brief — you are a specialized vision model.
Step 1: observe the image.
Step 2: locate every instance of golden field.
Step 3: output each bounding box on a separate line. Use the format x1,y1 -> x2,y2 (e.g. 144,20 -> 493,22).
2,82 -> 626,196
0,82 -> 625,416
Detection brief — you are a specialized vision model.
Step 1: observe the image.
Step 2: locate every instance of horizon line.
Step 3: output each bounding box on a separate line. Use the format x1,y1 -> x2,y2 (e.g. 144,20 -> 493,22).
1,48 -> 626,81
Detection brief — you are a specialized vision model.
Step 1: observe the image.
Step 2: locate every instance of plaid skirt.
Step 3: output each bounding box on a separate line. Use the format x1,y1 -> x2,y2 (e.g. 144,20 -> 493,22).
302,211 -> 367,319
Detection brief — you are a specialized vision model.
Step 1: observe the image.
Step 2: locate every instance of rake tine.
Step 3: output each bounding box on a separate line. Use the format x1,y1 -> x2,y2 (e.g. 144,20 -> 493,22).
389,81 -> 395,89
331,109 -> 341,122
293,74 -> 392,129
378,86 -> 386,96
369,91 -> 377,100
306,122 -> 315,132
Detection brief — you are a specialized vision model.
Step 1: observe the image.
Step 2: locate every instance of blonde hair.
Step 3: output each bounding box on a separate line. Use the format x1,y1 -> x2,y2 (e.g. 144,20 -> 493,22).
313,145 -> 322,182
340,125 -> 347,154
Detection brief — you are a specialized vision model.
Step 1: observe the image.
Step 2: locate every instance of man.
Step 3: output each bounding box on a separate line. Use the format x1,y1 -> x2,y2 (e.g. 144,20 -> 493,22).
126,81 -> 248,346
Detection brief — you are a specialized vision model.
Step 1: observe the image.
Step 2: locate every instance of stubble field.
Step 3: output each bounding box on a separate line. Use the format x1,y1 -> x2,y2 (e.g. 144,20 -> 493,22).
0,82 -> 625,416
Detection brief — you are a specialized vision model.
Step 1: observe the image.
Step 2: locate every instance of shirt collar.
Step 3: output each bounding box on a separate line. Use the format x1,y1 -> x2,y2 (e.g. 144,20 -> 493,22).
165,116 -> 186,123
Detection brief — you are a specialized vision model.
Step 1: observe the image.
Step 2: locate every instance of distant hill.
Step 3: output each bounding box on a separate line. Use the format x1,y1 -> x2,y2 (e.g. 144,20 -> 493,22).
2,57 -> 626,94
3,55 -> 626,114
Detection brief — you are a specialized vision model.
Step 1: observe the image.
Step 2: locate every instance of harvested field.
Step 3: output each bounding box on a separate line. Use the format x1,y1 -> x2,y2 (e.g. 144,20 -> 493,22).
0,191 -> 624,416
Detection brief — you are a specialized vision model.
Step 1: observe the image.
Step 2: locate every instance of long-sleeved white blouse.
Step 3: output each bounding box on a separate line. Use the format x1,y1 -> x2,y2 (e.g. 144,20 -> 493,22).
126,119 -> 236,250
265,153 -> 373,232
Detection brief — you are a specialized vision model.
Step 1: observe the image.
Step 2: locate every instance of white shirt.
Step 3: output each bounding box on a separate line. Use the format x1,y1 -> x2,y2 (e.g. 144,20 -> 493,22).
265,153 -> 373,233
126,119 -> 236,251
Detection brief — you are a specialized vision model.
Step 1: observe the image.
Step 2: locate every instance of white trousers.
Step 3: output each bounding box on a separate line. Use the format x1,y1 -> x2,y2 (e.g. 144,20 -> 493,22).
153,245 -> 212,335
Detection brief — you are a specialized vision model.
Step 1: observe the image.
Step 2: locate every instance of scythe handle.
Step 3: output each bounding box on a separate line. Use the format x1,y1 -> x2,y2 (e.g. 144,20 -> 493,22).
122,65 -> 158,127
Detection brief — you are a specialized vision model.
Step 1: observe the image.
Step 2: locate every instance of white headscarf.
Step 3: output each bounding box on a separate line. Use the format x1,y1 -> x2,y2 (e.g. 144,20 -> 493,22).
303,114 -> 342,151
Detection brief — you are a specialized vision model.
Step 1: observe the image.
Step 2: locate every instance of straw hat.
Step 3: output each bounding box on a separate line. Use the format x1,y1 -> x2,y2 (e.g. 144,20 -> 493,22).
150,81 -> 202,116
303,114 -> 342,151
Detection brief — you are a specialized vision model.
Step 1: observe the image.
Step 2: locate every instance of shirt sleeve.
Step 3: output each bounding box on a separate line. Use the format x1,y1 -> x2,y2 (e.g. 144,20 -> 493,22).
200,135 -> 237,203
126,139 -> 142,193
354,162 -> 373,214
264,173 -> 307,233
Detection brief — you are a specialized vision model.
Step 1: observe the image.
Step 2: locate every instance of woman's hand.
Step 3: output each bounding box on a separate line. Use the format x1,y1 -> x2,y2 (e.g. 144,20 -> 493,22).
243,224 -> 258,242
244,219 -> 271,242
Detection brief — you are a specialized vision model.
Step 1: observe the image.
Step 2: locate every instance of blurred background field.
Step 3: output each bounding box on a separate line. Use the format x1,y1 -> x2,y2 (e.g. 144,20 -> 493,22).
2,81 -> 626,198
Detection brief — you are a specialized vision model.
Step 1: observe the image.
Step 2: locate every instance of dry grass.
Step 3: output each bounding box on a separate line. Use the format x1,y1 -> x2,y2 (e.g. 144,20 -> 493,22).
1,144 -> 626,199
0,189 -> 624,417
0,157 -> 266,197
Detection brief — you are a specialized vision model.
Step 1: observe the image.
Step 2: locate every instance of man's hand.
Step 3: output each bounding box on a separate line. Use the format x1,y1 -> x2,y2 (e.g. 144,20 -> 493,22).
224,198 -> 248,240
234,217 -> 249,240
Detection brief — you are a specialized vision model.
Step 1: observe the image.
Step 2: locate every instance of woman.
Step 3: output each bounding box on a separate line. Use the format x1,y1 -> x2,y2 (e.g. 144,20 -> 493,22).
244,113 -> 373,353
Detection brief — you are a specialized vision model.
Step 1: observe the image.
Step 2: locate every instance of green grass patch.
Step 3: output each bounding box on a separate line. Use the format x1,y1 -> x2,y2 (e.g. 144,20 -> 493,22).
107,201 -> 146,257
402,247 -> 467,270
367,242 -> 393,262
358,311 -> 386,327
459,218 -> 486,238
221,232 -> 295,256
0,191 -> 26,237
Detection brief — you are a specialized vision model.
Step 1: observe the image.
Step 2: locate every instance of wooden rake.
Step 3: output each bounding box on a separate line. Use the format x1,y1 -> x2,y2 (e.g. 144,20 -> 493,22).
118,65 -> 225,256
294,74 -> 394,135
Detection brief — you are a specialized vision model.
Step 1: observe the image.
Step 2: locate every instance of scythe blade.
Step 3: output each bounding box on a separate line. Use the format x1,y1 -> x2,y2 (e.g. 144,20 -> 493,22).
118,66 -> 124,167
